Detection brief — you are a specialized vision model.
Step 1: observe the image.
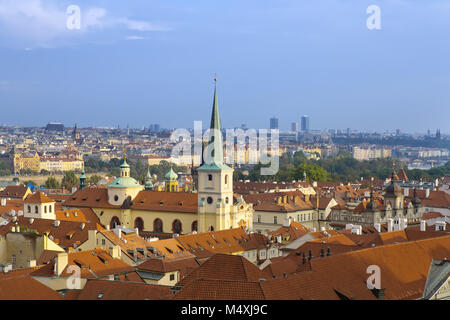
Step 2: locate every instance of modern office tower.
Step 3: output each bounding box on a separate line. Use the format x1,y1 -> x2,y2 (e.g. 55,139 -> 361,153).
291,122 -> 299,132
301,115 -> 309,132
270,117 -> 279,130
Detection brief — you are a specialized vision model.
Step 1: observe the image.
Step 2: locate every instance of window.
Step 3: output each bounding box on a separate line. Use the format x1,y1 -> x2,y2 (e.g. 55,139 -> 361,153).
134,218 -> 144,232
191,221 -> 198,232
101,239 -> 105,245
110,216 -> 120,229
114,195 -> 119,202
225,197 -> 229,204
225,175 -> 228,184
44,206 -> 47,213
172,220 -> 182,234
49,205 -> 52,213
35,206 -> 38,213
170,274 -> 175,281
208,174 -> 212,181
12,255 -> 16,265
154,219 -> 163,233
207,197 -> 213,204
274,216 -> 278,224
257,215 -> 261,223
27,205 -> 31,213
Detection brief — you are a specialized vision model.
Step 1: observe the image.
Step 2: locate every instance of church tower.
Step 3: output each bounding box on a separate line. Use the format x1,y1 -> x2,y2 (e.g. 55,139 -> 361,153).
197,77 -> 253,232
165,167 -> 179,192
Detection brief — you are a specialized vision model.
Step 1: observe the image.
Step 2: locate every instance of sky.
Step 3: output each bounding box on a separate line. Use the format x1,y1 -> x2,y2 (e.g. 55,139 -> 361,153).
0,0 -> 449,133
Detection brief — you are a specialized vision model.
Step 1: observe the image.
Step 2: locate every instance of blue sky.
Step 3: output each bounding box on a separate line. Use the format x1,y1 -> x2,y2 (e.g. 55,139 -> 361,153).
0,0 -> 449,133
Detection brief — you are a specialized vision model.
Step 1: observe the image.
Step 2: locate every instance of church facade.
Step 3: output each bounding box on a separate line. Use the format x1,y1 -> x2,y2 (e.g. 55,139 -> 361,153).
64,80 -> 253,235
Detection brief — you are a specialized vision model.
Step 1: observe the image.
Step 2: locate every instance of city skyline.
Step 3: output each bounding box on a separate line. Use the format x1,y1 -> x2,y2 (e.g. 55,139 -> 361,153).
0,0 -> 449,132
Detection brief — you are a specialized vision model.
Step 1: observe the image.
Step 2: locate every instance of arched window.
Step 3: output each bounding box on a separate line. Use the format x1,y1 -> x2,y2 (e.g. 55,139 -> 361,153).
49,205 -> 52,213
35,206 -> 38,213
171,185 -> 174,192
172,219 -> 182,234
191,221 -> 198,232
110,216 -> 120,229
208,174 -> 212,181
44,206 -> 47,213
27,205 -> 31,213
225,175 -> 228,185
209,225 -> 214,232
134,217 -> 144,232
154,218 -> 163,233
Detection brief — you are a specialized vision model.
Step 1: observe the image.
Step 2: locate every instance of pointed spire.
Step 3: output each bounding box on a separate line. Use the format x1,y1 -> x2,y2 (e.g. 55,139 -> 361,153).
206,76 -> 224,164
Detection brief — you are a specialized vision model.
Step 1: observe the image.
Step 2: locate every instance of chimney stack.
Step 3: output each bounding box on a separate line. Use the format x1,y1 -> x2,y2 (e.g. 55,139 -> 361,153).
27,259 -> 36,268
387,219 -> 394,232
425,189 -> 430,198
0,198 -> 6,206
420,220 -> 426,231
399,218 -> 407,230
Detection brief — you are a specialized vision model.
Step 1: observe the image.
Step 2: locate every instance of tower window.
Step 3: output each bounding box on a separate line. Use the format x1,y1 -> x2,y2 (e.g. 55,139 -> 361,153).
207,197 -> 213,204
225,175 -> 228,184
208,174 -> 212,181
225,197 -> 229,204
114,195 -> 119,202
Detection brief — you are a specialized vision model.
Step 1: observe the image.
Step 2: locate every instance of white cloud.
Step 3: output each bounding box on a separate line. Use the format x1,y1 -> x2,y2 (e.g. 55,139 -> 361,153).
125,35 -> 145,40
0,0 -> 169,48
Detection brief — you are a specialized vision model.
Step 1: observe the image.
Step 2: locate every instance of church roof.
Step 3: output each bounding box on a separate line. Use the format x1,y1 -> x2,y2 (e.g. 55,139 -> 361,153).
165,167 -> 178,181
108,176 -> 141,188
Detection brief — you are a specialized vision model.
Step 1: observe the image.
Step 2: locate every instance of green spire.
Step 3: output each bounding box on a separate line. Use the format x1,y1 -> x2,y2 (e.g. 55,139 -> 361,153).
165,166 -> 178,182
80,169 -> 87,190
145,166 -> 153,190
207,77 -> 224,164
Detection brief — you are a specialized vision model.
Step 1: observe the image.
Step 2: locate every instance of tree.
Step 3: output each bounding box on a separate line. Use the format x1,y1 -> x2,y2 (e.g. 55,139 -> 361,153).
88,175 -> 102,185
61,171 -> 78,190
44,176 -> 60,189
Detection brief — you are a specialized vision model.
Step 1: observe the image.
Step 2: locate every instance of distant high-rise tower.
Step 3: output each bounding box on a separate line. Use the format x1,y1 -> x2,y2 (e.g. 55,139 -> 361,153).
436,129 -> 441,140
291,122 -> 299,132
270,117 -> 279,130
301,115 -> 309,132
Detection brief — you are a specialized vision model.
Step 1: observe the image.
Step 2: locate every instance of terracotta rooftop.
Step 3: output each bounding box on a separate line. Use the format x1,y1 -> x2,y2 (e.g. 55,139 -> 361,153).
25,192 -> 54,204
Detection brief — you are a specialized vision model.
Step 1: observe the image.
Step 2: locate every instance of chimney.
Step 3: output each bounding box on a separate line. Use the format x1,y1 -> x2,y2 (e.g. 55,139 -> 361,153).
425,189 -> 430,198
345,224 -> 353,230
387,219 -> 394,232
399,218 -> 407,230
320,227 -> 325,231
310,227 -> 316,232
420,220 -> 426,231
403,188 -> 409,197
374,223 -> 381,233
55,252 -> 68,276
80,223 -> 85,230
351,225 -> 362,235
135,228 -> 139,236
0,198 -> 6,206
113,227 -> 122,239
109,246 -> 121,259
106,224 -> 110,230
53,220 -> 60,227
27,259 -> 36,268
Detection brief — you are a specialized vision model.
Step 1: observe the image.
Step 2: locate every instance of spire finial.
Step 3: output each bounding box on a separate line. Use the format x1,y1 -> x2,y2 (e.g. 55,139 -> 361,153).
214,73 -> 217,82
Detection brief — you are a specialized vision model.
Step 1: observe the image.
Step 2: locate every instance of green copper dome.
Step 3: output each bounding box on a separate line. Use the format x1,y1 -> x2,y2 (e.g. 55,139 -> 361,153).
120,158 -> 130,168
108,176 -> 141,188
165,167 -> 178,181
80,169 -> 87,179
145,167 -> 153,190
